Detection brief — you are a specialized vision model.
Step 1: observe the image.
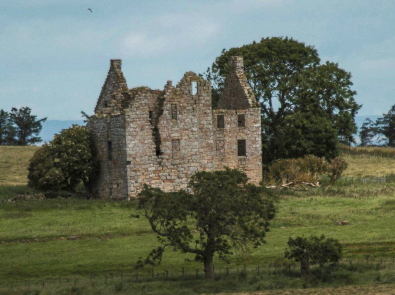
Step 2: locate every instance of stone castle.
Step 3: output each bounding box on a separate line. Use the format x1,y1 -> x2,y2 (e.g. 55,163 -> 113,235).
88,56 -> 262,199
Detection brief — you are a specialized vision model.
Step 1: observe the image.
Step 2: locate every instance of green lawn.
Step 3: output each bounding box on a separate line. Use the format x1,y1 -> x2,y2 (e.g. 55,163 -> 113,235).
2,147 -> 395,294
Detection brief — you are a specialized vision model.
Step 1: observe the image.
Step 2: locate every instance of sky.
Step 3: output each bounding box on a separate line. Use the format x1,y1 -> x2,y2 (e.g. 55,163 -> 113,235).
1,0 -> 395,120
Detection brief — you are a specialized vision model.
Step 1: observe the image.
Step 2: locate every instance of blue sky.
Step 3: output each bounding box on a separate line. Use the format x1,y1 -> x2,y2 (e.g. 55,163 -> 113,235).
1,0 -> 394,120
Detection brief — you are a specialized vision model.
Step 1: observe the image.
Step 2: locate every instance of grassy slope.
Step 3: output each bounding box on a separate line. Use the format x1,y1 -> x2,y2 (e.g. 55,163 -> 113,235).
0,146 -> 38,186
1,147 -> 395,293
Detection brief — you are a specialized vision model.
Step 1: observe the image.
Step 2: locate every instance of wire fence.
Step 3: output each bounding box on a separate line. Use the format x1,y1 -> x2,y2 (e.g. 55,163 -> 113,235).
3,258 -> 395,292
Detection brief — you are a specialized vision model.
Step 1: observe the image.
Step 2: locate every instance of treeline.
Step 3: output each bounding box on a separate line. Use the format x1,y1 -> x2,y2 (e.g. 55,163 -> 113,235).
360,104 -> 395,147
0,107 -> 46,146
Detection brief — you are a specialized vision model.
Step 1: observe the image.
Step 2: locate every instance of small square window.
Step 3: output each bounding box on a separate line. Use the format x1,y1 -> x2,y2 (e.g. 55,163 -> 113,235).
217,115 -> 225,128
171,104 -> 177,120
238,114 -> 245,127
237,140 -> 246,157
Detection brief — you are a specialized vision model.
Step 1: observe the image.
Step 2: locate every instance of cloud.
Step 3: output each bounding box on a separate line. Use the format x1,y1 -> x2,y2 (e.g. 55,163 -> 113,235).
121,14 -> 220,57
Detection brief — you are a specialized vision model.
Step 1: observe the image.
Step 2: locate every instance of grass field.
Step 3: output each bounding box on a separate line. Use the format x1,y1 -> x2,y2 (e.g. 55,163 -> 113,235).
1,146 -> 395,294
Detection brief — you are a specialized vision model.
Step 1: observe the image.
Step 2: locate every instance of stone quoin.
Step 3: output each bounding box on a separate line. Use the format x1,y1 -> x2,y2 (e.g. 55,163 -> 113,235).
88,57 -> 262,199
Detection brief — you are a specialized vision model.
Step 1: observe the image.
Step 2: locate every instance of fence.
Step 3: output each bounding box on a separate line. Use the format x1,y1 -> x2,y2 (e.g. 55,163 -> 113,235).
3,258 -> 395,292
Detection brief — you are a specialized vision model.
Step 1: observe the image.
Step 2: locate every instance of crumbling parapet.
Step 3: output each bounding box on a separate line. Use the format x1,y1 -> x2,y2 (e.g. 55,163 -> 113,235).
88,57 -> 262,199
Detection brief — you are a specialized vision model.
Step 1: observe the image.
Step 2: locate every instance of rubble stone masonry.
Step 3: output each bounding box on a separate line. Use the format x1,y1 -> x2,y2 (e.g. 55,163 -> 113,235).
88,57 -> 262,199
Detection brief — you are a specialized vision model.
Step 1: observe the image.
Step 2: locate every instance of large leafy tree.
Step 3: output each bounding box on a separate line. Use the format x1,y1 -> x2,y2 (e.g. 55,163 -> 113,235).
10,107 -> 47,145
137,168 -> 276,280
0,110 -> 16,145
206,37 -> 360,163
28,125 -> 99,192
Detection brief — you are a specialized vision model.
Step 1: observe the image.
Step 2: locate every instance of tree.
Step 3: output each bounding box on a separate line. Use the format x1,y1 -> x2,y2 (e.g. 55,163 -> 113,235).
0,110 -> 16,145
359,118 -> 377,146
137,168 -> 276,280
375,104 -> 395,147
205,37 -> 360,163
10,107 -> 47,145
284,235 -> 342,277
28,125 -> 99,192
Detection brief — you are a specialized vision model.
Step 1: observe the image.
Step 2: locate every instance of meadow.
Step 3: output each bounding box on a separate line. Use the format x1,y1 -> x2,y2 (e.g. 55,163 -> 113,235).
1,146 -> 395,294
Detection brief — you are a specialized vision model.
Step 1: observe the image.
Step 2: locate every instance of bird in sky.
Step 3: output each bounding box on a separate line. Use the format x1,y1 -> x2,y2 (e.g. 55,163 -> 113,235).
88,8 -> 93,13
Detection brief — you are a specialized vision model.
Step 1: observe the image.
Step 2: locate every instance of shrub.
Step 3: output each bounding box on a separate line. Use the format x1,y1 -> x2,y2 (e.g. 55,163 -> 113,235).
27,125 -> 99,193
284,235 -> 342,277
266,155 -> 346,188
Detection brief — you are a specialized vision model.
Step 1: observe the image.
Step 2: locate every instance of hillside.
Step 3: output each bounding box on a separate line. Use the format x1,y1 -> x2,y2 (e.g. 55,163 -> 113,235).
0,146 -> 38,185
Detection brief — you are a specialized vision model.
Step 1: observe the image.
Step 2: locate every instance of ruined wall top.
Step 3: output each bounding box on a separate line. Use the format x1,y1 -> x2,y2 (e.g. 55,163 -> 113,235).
216,56 -> 258,110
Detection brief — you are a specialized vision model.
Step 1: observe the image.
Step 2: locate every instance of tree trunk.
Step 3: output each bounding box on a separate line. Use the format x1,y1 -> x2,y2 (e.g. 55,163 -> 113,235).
300,257 -> 310,278
203,254 -> 215,280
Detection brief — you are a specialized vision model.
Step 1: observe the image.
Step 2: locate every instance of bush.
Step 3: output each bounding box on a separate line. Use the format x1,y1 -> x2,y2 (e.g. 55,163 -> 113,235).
265,155 -> 347,188
27,125 -> 99,193
285,235 -> 342,277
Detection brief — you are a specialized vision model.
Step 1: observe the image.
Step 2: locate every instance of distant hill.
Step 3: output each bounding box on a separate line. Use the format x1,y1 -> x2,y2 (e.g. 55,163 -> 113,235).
40,120 -> 85,144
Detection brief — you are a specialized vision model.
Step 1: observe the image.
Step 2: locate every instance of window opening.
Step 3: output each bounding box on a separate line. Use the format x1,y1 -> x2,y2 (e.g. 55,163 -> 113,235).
107,141 -> 113,161
171,104 -> 177,120
191,81 -> 198,95
217,115 -> 225,128
237,140 -> 246,157
172,139 -> 180,158
238,114 -> 245,127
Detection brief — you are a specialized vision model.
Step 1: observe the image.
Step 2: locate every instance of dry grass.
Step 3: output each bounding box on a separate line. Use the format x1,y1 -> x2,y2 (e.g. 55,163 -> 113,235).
215,284 -> 395,295
0,146 -> 38,185
342,153 -> 395,178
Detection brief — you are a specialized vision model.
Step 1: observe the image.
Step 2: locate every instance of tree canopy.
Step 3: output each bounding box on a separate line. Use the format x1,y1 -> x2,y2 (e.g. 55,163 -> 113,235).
137,168 -> 276,280
205,37 -> 360,163
285,235 -> 342,277
0,107 -> 46,145
28,125 -> 99,192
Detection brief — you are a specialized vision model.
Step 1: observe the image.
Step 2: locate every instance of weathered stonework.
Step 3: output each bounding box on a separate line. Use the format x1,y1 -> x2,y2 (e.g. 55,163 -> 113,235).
88,57 -> 262,199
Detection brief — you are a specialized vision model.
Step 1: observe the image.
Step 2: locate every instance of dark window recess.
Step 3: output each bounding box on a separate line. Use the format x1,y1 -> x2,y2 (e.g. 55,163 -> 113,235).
126,160 -> 131,165
191,81 -> 198,95
171,104 -> 177,120
217,115 -> 225,128
238,114 -> 245,127
107,141 -> 113,161
237,140 -> 246,157
149,111 -> 153,125
172,139 -> 180,158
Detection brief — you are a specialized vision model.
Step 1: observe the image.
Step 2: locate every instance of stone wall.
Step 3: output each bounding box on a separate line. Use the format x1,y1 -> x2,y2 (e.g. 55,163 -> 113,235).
89,57 -> 262,199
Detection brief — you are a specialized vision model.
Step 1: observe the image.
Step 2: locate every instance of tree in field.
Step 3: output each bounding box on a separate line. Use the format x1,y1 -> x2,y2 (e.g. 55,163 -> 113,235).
375,104 -> 395,147
137,168 -> 276,280
359,118 -> 377,146
284,235 -> 342,277
28,125 -> 99,192
0,110 -> 16,145
205,37 -> 360,163
10,107 -> 47,145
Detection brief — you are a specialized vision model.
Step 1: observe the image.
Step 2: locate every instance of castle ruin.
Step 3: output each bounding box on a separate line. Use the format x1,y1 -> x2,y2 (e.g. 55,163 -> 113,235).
88,57 -> 262,199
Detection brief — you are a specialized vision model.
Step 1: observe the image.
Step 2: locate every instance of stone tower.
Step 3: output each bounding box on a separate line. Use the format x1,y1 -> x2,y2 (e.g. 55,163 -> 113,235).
88,57 -> 262,199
